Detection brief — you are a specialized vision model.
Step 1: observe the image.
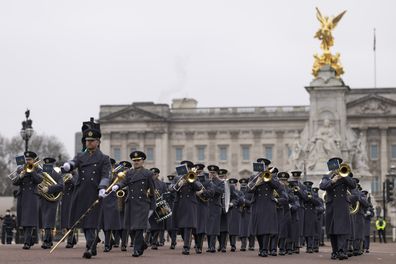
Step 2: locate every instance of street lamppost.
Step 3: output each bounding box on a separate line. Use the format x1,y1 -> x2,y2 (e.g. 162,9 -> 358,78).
20,109 -> 34,152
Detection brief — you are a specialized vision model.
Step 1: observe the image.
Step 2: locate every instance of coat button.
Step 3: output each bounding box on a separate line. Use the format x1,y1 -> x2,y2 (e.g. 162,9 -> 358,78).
22,188 -> 25,191
132,196 -> 134,199
142,181 -> 144,184
82,170 -> 85,173
82,178 -> 85,181
94,164 -> 97,167
29,188 -> 32,190
140,189 -> 143,191
187,195 -> 190,198
139,196 -> 141,199
265,188 -> 268,191
334,195 -> 336,198
93,171 -> 96,174
265,194 -> 268,196
91,178 -> 93,181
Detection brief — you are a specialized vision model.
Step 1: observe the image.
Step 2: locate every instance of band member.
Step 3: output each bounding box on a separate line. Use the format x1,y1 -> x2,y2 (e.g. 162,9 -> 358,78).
238,178 -> 252,251
319,157 -> 356,260
276,172 -> 294,256
351,180 -> 370,256
247,158 -> 282,257
12,151 -> 43,249
1,209 -> 14,244
288,170 -> 309,253
62,129 -> 111,259
164,175 -> 177,249
193,163 -> 214,254
312,187 -> 325,253
228,178 -> 242,252
362,191 -> 374,253
98,158 -> 122,252
111,151 -> 155,257
218,168 -> 230,252
39,157 -> 64,249
60,169 -> 77,248
115,160 -> 132,251
170,160 -> 204,255
206,165 -> 224,253
302,181 -> 321,253
148,167 -> 167,250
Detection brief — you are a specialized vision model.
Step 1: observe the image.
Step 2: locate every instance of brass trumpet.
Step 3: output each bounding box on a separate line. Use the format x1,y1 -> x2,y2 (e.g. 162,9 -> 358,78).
337,163 -> 351,177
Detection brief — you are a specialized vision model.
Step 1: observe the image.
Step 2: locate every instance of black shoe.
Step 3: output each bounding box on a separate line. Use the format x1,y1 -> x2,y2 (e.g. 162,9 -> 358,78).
221,248 -> 226,253
210,248 -> 216,253
159,242 -> 164,246
132,250 -> 140,257
182,248 -> 190,255
83,250 -> 92,259
104,246 -> 111,252
314,248 -> 319,253
307,248 -> 313,253
22,244 -> 30,250
294,248 -> 300,254
151,245 -> 158,250
41,243 -> 48,249
66,243 -> 73,248
91,248 -> 97,256
170,244 -> 176,250
287,250 -> 293,255
240,248 -> 246,251
331,252 -> 337,260
113,243 -> 119,248
196,248 -> 202,254
248,247 -> 254,251
217,247 -> 221,252
260,250 -> 268,257
143,243 -> 148,250
279,250 -> 286,256
338,252 -> 348,260
231,246 -> 236,252
353,251 -> 359,256
365,250 -> 369,253
121,245 -> 127,251
271,250 -> 277,256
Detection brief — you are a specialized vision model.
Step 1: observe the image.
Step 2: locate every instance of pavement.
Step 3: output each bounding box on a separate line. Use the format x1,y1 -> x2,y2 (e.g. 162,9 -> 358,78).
0,241 -> 395,264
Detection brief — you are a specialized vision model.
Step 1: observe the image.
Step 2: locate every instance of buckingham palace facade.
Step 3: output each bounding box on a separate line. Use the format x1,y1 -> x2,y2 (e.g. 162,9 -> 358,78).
90,83 -> 396,199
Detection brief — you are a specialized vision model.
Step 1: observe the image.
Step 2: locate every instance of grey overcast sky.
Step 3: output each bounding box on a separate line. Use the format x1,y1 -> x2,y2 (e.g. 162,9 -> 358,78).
1,0 -> 395,157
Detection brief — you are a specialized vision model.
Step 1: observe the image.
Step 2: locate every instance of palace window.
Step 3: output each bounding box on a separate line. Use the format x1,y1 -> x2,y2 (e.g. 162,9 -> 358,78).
370,143 -> 378,160
113,147 -> 121,161
175,147 -> 183,161
146,146 -> 154,161
264,145 -> 273,160
197,145 -> 206,161
241,145 -> 250,161
219,145 -> 228,161
391,144 -> 396,159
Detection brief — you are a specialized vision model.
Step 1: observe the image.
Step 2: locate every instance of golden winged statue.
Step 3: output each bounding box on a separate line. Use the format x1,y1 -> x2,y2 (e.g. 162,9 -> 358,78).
312,8 -> 347,77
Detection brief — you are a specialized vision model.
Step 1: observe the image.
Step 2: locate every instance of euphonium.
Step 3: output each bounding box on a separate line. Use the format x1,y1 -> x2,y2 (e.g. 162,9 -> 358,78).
116,189 -> 126,198
347,190 -> 360,215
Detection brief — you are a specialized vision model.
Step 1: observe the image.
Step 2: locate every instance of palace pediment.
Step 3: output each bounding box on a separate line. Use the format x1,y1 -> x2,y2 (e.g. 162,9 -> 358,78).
100,105 -> 166,122
347,94 -> 396,116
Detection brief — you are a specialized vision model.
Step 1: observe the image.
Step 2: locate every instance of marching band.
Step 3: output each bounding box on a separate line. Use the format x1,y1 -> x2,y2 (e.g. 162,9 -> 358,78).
7,126 -> 375,261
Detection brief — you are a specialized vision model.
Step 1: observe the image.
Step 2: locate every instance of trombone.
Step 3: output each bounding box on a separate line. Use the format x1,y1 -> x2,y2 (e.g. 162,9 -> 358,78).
173,167 -> 198,191
247,167 -> 274,190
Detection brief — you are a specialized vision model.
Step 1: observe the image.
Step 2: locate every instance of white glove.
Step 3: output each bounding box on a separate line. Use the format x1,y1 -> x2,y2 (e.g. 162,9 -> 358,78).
62,162 -> 71,172
98,189 -> 107,198
111,185 -> 119,192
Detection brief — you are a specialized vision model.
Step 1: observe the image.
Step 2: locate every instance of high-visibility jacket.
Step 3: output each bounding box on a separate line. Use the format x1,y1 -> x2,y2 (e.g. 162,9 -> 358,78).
376,219 -> 387,230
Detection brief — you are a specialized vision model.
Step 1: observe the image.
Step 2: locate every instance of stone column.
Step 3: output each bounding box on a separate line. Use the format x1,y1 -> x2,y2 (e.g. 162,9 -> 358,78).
161,127 -> 170,175
185,131 -> 195,161
380,127 -> 388,191
208,131 -> 217,161
275,130 -> 285,168
121,132 -> 128,161
230,130 -> 239,177
101,132 -> 111,156
252,129 -> 263,159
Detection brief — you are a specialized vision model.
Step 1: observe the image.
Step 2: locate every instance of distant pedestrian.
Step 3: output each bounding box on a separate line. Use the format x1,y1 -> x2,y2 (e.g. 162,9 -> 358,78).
375,217 -> 387,243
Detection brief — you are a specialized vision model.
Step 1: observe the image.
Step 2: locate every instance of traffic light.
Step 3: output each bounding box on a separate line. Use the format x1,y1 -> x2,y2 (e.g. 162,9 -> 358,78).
385,179 -> 394,203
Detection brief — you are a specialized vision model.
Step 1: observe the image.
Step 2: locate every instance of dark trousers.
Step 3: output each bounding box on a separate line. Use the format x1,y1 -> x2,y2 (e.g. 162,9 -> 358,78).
169,230 -> 177,245
66,230 -> 76,245
133,229 -> 145,253
151,230 -> 160,246
218,231 -> 228,250
159,230 -> 165,244
43,228 -> 53,245
113,230 -> 121,246
180,228 -> 192,249
305,236 -> 314,250
229,235 -> 237,248
23,227 -> 33,245
257,235 -> 270,252
270,234 -> 278,251
207,235 -> 216,250
248,235 -> 255,248
83,228 -> 97,251
240,237 -> 247,249
194,233 -> 205,249
278,238 -> 286,252
5,227 -> 13,244
329,234 -> 348,253
104,230 -> 113,248
363,236 -> 370,250
378,229 -> 386,243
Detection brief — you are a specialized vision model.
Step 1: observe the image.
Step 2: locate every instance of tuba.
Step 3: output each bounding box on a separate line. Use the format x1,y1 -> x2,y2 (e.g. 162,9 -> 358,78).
38,171 -> 63,202
347,190 -> 360,215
